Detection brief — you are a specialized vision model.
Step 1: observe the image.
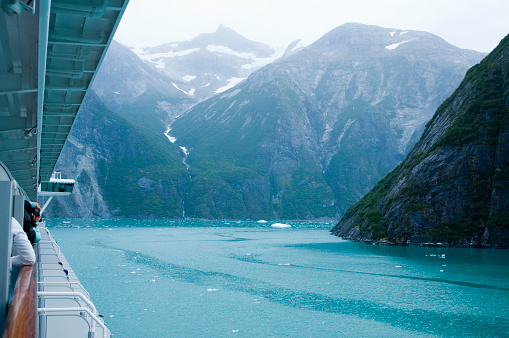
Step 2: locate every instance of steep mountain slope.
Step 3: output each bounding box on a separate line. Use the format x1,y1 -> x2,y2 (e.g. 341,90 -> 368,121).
43,92 -> 189,218
92,40 -> 195,130
133,25 -> 284,100
170,23 -> 484,220
331,34 -> 509,247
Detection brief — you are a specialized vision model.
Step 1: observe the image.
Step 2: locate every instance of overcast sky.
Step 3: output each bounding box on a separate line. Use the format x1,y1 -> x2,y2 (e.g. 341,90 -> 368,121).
114,0 -> 508,53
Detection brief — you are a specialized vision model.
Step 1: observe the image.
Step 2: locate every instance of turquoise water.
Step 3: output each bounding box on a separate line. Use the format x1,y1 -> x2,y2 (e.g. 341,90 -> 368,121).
46,219 -> 509,337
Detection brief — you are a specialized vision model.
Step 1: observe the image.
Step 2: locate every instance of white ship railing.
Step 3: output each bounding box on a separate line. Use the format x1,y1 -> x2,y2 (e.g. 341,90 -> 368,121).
37,225 -> 111,338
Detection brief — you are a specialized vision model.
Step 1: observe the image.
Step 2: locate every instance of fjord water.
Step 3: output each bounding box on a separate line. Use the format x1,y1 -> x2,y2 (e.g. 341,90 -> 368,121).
46,219 -> 509,337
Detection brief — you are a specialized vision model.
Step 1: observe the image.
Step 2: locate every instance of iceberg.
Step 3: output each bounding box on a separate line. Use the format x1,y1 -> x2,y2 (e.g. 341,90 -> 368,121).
271,223 -> 291,228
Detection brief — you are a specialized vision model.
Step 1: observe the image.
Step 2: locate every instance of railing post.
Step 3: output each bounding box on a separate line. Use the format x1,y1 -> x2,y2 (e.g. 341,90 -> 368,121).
0,168 -> 14,332
12,195 -> 24,229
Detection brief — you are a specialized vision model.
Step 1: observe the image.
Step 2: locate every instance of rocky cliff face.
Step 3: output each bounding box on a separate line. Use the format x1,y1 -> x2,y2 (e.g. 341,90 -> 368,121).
170,23 -> 484,220
331,34 -> 509,247
48,24 -> 487,220
43,92 -> 190,218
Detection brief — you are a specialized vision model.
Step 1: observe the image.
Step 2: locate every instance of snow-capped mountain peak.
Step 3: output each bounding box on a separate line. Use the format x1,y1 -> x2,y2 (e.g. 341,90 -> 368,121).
131,25 -> 286,100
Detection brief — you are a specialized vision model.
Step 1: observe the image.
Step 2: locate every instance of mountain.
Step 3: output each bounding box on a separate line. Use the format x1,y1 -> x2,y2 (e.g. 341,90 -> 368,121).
92,40 -> 195,130
43,92 -> 190,218
44,28 -> 287,218
331,34 -> 509,247
132,25 -> 285,100
169,23 -> 485,220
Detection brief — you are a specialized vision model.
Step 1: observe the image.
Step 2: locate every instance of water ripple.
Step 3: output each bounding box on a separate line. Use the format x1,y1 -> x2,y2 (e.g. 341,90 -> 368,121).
96,242 -> 509,337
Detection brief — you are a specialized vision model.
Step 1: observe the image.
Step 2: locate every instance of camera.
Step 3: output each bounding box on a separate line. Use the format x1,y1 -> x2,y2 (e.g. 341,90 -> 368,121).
33,208 -> 40,217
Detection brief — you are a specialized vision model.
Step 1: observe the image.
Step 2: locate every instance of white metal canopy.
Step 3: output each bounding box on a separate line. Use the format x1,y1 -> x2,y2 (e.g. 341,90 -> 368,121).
0,0 -> 129,200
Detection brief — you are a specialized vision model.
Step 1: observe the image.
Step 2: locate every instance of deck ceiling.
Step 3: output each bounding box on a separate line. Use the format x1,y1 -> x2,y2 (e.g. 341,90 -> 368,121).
0,0 -> 129,200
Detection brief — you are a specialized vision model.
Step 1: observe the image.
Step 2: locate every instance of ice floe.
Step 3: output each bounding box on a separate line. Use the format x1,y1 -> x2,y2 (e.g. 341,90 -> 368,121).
271,223 -> 291,228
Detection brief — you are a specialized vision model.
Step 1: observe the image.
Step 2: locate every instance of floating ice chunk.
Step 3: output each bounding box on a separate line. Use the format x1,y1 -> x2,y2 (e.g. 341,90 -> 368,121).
207,288 -> 219,292
395,265 -> 402,268
439,254 -> 446,258
271,223 -> 291,228
257,220 -> 268,223
182,75 -> 196,81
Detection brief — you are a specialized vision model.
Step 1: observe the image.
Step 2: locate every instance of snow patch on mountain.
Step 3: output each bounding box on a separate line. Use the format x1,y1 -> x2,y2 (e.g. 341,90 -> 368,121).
172,83 -> 194,96
165,127 -> 176,143
180,146 -> 189,156
386,41 -> 410,50
126,26 -> 291,101
134,48 -> 200,60
215,78 -> 246,93
242,46 -> 286,70
207,45 -> 255,58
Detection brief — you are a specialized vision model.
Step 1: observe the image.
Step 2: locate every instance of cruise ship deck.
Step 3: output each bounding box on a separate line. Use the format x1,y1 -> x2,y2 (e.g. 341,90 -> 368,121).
0,0 -> 129,336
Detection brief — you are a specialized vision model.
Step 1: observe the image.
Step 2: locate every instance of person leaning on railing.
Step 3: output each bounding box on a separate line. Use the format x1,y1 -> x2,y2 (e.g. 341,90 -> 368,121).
23,200 -> 41,245
9,217 -> 36,301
